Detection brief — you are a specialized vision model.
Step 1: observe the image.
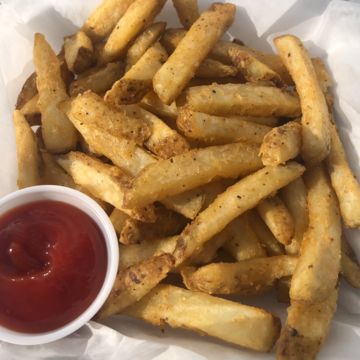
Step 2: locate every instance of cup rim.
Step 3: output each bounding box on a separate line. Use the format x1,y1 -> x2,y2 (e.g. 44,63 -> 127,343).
0,185 -> 119,345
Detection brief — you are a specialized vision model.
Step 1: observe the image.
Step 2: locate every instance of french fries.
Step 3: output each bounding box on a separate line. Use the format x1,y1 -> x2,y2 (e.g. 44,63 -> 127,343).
259,120 -> 302,166
182,83 -> 301,117
326,122 -> 360,228
153,3 -> 236,104
97,254 -> 174,319
275,35 -> 331,165
125,142 -> 263,208
56,151 -> 156,223
290,166 -> 341,303
257,196 -> 295,246
13,110 -> 41,189
126,284 -> 281,352
125,22 -> 166,70
99,0 -> 167,64
16,72 -> 38,110
341,238 -> 360,289
172,0 -> 200,29
20,94 -> 40,126
64,31 -> 94,74
140,91 -> 178,120
195,58 -> 238,78
69,62 -> 124,96
177,109 -> 271,145
105,43 -> 168,105
173,162 -> 304,265
181,256 -> 297,295
82,0 -> 133,42
33,33 -> 78,153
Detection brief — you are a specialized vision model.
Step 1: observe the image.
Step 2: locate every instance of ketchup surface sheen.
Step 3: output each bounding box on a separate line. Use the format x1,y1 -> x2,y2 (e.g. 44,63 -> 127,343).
0,200 -> 107,333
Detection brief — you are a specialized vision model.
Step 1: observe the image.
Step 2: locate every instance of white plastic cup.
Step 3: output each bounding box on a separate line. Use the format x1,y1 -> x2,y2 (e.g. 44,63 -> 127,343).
0,185 -> 119,345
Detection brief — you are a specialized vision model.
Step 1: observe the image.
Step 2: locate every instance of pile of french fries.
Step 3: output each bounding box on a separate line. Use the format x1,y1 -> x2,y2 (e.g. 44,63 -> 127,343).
13,0 -> 360,358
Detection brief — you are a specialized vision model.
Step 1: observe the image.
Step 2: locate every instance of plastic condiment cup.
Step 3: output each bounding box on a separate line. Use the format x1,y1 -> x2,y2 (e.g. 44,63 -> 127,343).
0,185 -> 119,345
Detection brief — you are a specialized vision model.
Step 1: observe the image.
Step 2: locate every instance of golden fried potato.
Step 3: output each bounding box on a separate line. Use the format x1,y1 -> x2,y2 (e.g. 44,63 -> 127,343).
172,0 -> 200,29
20,94 -> 41,126
140,91 -> 178,120
341,237 -> 360,289
195,59 -> 238,78
125,284 -> 281,352
16,72 -> 38,110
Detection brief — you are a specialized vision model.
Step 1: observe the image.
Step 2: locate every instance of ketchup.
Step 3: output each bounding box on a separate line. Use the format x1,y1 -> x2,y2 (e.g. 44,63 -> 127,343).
0,200 -> 107,333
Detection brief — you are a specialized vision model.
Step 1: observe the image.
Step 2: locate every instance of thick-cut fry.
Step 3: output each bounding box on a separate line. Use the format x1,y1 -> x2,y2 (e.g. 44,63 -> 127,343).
120,104 -> 190,159
280,178 -> 308,255
96,254 -> 174,319
182,256 -> 297,295
275,35 -> 330,165
140,91 -> 178,120
62,91 -> 151,145
326,122 -> 360,228
125,142 -> 263,208
257,196 -> 295,246
248,211 -> 284,256
259,121 -> 302,166
195,59 -> 238,78
183,83 -> 301,117
99,0 -> 167,64
33,33 -> 77,153
13,110 -> 41,189
172,0 -> 200,29
290,166 -> 341,303
341,238 -> 360,289
173,162 -> 304,265
228,46 -> 283,85
153,3 -> 235,104
125,284 -> 281,352
223,213 -> 266,261
64,31 -> 94,74
105,43 -> 168,105
277,289 -> 338,360
125,22 -> 166,70
82,0 -> 133,42
16,72 -> 38,110
69,62 -> 124,96
177,109 -> 271,145
56,152 -> 156,223
110,208 -> 129,234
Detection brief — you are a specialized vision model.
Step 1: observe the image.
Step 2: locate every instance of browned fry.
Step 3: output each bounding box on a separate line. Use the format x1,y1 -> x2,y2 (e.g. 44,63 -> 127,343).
177,109 -> 271,145
182,83 -> 301,117
20,94 -> 41,126
82,0 -> 133,42
259,120 -> 302,166
109,208 -> 129,234
140,91 -> 178,120
341,237 -> 360,289
172,0 -> 200,29
153,3 -> 236,104
181,255 -> 297,295
96,254 -> 174,319
99,0 -> 167,64
195,59 -> 238,78
312,57 -> 333,107
16,72 -> 38,110
276,277 -> 291,304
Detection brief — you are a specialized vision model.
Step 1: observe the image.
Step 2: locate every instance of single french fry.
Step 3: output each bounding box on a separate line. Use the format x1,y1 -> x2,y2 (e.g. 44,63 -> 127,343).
69,62 -> 124,96
290,166 -> 341,303
153,3 -> 235,104
125,22 -> 166,70
140,91 -> 178,120
228,46 -> 283,85
341,237 -> 360,289
182,83 -> 301,117
125,284 -> 281,352
259,120 -> 302,166
312,57 -> 333,107
82,0 -> 133,42
16,72 -> 38,110
125,142 -> 263,208
172,0 -> 200,29
64,31 -> 94,74
13,110 -> 41,189
200,179 -> 234,210
62,91 -> 151,145
223,213 -> 267,261
33,33 -> 78,153
277,289 -> 338,360
280,177 -> 308,255
96,254 -> 174,319
275,35 -> 330,166
177,109 -> 271,145
257,196 -> 295,246
56,151 -> 156,223
99,0 -> 167,64
173,162 -> 304,266
248,211 -> 285,256
195,58 -> 238,78
20,94 -> 41,126
105,43 -> 168,105
110,208 -> 129,234
181,255 -> 297,295
326,122 -> 360,228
